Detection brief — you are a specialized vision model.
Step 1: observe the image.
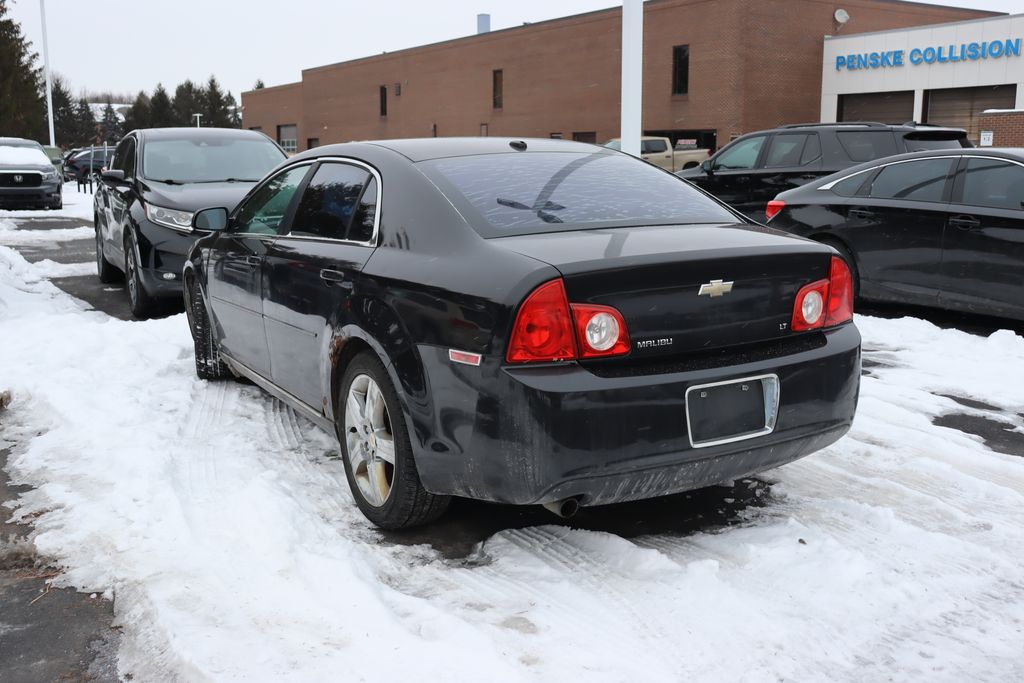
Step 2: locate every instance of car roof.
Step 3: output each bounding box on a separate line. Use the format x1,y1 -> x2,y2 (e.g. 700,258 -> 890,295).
0,137 -> 41,147
352,137 -> 610,162
135,127 -> 272,143
764,122 -> 967,136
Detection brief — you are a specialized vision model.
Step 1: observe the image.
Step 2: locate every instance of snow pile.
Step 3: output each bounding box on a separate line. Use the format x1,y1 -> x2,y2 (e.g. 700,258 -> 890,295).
1,244 -> 1023,681
0,145 -> 52,167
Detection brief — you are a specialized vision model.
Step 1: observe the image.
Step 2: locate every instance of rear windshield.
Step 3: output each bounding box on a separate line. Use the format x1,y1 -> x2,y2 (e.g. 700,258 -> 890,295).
902,134 -> 969,152
419,151 -> 737,237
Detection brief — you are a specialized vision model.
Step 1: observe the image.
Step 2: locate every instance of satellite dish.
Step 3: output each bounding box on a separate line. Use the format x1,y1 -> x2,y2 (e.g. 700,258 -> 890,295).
834,8 -> 850,24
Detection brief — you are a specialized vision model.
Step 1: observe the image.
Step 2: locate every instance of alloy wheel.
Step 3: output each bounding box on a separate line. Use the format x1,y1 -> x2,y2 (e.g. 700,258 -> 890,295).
344,374 -> 396,507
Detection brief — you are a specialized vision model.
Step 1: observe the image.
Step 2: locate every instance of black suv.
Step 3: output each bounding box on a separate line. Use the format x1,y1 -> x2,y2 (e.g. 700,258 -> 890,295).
65,147 -> 115,182
677,122 -> 970,220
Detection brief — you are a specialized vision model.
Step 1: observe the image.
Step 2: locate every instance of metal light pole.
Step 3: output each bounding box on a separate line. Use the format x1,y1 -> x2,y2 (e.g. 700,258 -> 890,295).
193,113 -> 203,128
620,0 -> 643,157
40,0 -> 55,146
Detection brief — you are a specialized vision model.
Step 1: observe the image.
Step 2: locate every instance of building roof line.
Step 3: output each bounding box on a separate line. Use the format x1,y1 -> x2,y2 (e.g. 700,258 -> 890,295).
825,10 -> 1017,41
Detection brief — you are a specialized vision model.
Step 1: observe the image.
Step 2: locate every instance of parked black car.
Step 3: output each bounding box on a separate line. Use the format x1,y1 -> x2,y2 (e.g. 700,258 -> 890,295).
65,147 -> 115,182
677,122 -> 970,220
0,137 -> 62,209
184,137 -> 861,529
766,148 -> 1024,321
94,128 -> 286,317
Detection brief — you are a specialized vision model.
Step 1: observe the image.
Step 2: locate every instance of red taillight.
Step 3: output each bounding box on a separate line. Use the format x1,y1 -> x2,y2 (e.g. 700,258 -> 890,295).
791,256 -> 855,332
570,304 -> 630,358
825,256 -> 854,326
506,280 -> 577,363
765,200 -> 785,222
507,280 -> 630,363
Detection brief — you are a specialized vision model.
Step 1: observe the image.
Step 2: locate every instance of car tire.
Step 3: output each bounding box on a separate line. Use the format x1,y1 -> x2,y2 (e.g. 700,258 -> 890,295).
124,234 -> 156,319
187,281 -> 231,381
820,238 -> 860,299
337,352 -> 450,529
95,222 -> 119,283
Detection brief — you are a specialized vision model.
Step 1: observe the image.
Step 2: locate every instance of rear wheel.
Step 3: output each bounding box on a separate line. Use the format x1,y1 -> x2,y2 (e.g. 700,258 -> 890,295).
188,281 -> 230,380
124,234 -> 156,319
338,352 -> 449,529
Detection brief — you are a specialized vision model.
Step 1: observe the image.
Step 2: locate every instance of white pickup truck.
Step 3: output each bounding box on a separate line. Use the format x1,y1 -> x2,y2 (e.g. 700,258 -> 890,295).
603,136 -> 710,172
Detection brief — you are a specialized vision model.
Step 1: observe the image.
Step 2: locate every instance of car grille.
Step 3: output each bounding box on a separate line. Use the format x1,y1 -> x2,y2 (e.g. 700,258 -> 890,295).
0,172 -> 43,188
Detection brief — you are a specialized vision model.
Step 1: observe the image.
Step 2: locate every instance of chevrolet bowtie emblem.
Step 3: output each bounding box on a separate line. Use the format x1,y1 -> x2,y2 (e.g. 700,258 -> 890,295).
698,279 -> 734,297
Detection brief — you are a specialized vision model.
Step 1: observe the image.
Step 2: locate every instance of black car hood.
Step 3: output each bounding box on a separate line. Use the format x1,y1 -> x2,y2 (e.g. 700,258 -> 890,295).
140,180 -> 257,213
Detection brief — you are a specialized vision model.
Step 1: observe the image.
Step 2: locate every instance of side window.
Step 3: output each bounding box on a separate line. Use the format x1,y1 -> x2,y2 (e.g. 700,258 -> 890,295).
122,139 -> 136,178
764,134 -> 811,168
961,158 -> 1024,211
830,170 -> 871,197
800,133 -> 821,165
837,131 -> 898,163
290,163 -> 371,240
642,139 -> 667,154
110,140 -> 129,172
349,177 -> 378,243
713,135 -> 766,170
868,158 -> 955,203
232,165 -> 310,235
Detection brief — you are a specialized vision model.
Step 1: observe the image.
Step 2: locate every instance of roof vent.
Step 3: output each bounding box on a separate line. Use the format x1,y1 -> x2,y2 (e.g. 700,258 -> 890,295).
477,13 -> 491,34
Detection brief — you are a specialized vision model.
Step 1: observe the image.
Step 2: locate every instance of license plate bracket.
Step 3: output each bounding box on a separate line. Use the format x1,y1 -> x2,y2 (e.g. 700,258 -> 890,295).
685,374 -> 780,448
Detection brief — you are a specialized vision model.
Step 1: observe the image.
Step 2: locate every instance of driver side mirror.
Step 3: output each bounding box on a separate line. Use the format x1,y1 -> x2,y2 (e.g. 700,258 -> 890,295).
701,159 -> 714,175
193,207 -> 229,231
101,169 -> 127,186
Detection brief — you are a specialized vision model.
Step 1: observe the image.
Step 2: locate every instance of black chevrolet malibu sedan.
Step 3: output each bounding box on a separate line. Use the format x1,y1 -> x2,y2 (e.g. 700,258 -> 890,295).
94,128 -> 286,317
766,148 -> 1024,321
184,138 -> 861,529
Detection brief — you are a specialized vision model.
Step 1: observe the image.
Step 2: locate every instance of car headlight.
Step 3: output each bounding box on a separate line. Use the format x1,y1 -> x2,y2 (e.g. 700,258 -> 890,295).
145,204 -> 194,232
42,170 -> 57,180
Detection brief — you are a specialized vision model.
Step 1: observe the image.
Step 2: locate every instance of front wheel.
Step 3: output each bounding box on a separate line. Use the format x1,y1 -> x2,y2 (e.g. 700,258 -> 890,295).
124,234 -> 156,319
95,223 -> 119,283
338,352 -> 449,529
188,281 -> 230,381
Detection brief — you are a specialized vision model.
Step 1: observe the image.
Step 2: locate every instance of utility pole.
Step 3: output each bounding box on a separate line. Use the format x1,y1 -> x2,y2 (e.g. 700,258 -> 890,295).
40,0 -> 55,146
193,113 -> 203,128
620,0 -> 643,157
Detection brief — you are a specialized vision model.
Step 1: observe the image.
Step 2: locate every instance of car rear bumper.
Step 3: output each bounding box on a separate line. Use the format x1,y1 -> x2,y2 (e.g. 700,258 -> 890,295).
410,323 -> 861,506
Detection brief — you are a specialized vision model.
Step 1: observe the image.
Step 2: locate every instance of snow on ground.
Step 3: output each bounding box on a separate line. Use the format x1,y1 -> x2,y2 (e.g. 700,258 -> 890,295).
0,181 -> 96,222
1,244 -> 1023,682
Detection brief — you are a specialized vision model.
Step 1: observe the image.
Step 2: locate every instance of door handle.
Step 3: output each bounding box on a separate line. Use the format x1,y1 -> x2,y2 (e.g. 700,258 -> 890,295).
320,268 -> 346,284
949,215 -> 981,231
245,255 -> 262,266
849,208 -> 875,219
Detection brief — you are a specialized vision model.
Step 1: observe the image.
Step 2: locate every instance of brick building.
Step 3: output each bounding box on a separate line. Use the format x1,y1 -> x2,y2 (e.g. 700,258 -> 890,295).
242,0 -> 994,153
977,110 -> 1024,147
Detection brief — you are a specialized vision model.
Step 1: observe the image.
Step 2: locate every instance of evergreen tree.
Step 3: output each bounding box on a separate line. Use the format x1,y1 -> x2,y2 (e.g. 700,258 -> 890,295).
73,97 -> 96,146
203,75 -> 231,127
0,0 -> 45,139
149,84 -> 174,127
50,75 -> 78,147
123,90 -> 151,131
100,103 -> 122,143
172,79 -> 202,127
224,91 -> 241,127
253,79 -> 265,90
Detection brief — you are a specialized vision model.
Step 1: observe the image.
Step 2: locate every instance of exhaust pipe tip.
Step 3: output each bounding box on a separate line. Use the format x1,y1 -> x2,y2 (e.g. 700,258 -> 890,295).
542,496 -> 581,519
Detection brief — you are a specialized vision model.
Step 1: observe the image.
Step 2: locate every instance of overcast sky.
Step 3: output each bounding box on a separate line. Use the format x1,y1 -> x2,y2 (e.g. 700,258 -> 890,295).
8,0 -> 1021,103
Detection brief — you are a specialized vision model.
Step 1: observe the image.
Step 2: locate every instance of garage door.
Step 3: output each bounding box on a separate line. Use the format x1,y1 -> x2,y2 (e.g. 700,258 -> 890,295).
838,91 -> 914,124
926,85 -> 1017,144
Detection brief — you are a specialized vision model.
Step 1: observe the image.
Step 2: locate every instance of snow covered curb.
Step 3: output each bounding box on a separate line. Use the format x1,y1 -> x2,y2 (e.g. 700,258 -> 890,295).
1,244 -> 1023,681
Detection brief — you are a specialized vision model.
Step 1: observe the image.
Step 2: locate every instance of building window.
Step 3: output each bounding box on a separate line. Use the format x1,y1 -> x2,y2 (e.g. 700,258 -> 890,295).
492,69 -> 503,109
306,138 -> 320,150
379,85 -> 388,117
480,123 -> 489,137
276,124 -> 297,153
672,45 -> 689,95
572,131 -> 596,143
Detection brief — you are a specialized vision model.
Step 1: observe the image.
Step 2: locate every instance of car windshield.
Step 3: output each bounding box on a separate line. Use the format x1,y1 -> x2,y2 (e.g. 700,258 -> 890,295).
420,151 -> 737,237
142,137 -> 285,183
602,140 -> 622,150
